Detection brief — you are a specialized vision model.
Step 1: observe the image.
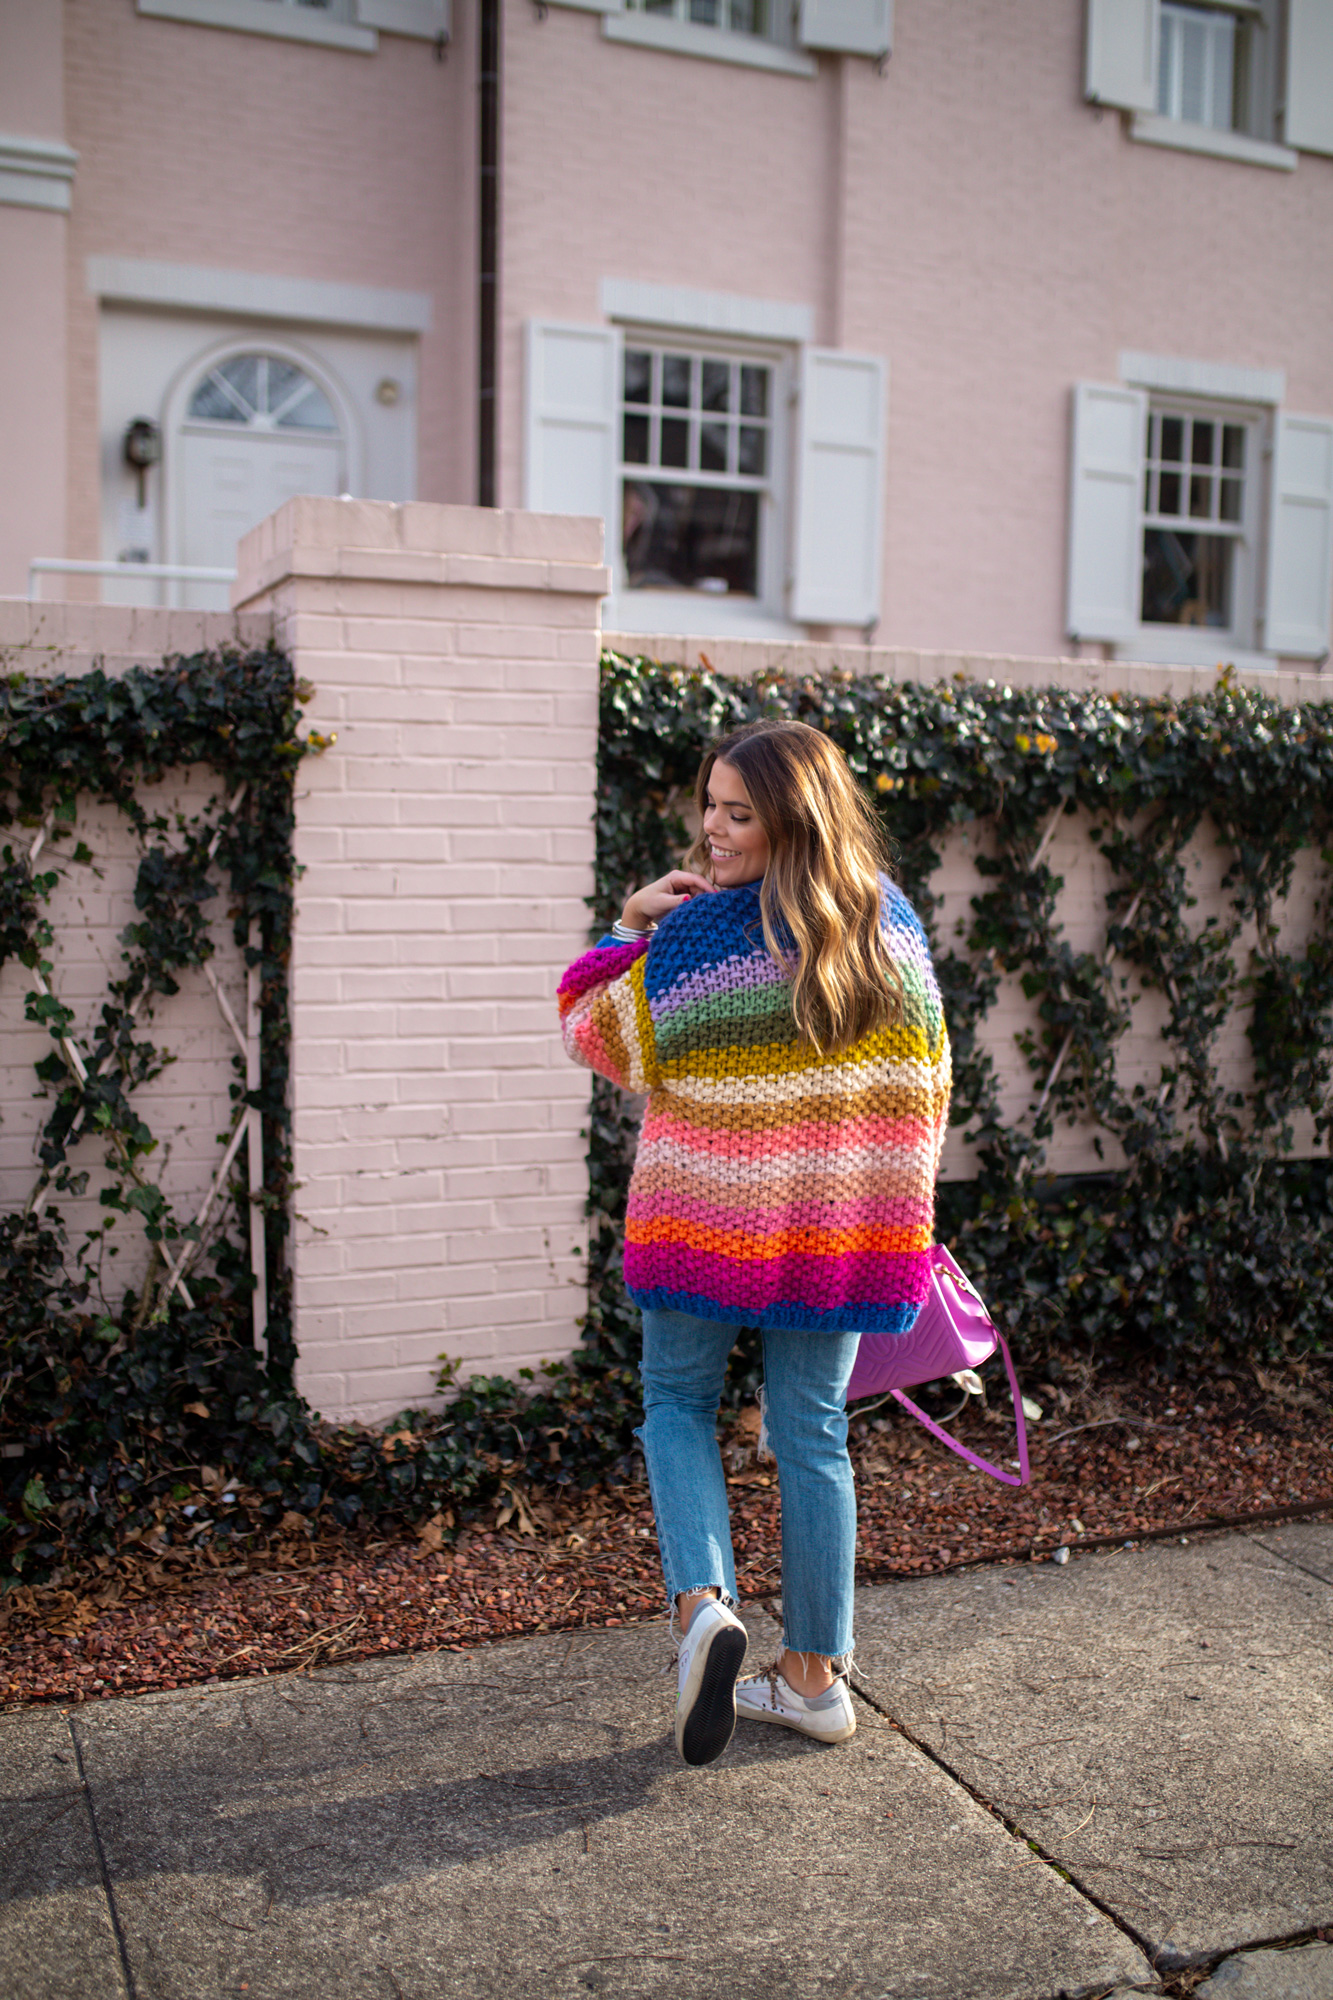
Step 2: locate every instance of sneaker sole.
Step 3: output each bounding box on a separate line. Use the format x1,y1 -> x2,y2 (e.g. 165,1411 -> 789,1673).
677,1623 -> 748,1767
734,1697 -> 857,1745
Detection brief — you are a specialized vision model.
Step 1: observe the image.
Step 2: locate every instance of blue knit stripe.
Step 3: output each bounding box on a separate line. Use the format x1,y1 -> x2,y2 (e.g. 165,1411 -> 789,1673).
626,1284 -> 923,1335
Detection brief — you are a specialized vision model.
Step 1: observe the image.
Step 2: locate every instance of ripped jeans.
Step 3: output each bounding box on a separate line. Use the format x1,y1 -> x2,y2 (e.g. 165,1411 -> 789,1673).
636,1308 -> 859,1661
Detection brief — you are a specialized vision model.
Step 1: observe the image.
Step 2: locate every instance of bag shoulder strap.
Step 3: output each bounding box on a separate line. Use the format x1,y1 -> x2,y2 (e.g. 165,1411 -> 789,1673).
890,1330 -> 1031,1487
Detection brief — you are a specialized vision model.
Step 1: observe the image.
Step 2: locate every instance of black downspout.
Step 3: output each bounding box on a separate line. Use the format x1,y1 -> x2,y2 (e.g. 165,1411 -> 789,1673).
478,0 -> 499,506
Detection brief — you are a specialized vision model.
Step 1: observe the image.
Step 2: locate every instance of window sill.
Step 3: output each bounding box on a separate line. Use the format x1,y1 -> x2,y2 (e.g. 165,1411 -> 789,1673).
1128,112 -> 1297,171
136,0 -> 377,52
602,12 -> 816,76
1117,631 -> 1276,672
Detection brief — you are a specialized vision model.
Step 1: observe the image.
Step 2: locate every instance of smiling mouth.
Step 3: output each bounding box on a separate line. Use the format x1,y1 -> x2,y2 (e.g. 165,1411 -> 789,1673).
710,845 -> 741,858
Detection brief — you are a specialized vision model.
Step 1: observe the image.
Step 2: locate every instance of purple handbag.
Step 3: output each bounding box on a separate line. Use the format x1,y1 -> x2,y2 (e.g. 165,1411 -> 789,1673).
846,1245 -> 1031,1487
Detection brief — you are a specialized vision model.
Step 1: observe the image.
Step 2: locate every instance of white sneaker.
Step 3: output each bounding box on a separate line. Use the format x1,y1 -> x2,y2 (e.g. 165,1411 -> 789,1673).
674,1598 -> 749,1767
734,1666 -> 857,1744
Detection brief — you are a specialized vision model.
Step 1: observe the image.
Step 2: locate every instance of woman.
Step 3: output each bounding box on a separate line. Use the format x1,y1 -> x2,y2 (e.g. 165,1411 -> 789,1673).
557,720 -> 951,1766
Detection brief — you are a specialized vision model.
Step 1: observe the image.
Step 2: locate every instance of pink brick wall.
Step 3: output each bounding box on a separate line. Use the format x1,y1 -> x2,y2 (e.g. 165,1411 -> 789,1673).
498,0 -> 1333,656
233,498 -> 608,1423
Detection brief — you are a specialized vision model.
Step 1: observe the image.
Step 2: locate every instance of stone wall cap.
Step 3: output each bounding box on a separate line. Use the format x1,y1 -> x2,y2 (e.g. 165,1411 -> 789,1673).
234,498 -> 607,608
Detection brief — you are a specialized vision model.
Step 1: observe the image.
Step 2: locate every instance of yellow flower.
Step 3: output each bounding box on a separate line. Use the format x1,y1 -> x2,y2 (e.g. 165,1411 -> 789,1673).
1035,733 -> 1058,755
1014,733 -> 1031,754
876,772 -> 892,791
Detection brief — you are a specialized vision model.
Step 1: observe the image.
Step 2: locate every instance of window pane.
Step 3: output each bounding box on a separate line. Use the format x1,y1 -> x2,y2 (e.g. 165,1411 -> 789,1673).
189,371 -> 247,422
1157,12 -> 1175,116
623,412 -> 650,465
1180,16 -> 1208,123
690,0 -> 719,21
1158,470 -> 1182,516
1208,11 -> 1235,128
1219,476 -> 1242,523
700,421 -> 728,473
662,355 -> 692,408
740,365 -> 769,418
1222,424 -> 1245,470
701,360 -> 730,412
660,416 -> 690,468
218,354 -> 262,413
738,424 -> 767,476
1189,473 -> 1212,519
265,358 -> 305,412
1160,415 -> 1184,463
623,480 -> 759,596
1191,421 -> 1214,466
1142,528 -> 1231,627
278,383 -> 337,431
729,0 -> 756,31
624,350 -> 652,404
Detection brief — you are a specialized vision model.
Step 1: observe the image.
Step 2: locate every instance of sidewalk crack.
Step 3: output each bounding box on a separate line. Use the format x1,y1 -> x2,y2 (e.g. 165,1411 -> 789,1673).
846,1678 -> 1162,1987
66,1713 -> 138,2000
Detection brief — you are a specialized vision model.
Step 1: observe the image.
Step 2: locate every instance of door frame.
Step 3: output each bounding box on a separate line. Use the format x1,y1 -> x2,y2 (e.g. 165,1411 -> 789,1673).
161,333 -> 361,600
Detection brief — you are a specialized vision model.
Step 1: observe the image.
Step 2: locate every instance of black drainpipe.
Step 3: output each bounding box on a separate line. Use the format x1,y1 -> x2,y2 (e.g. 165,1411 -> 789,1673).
477,0 -> 499,506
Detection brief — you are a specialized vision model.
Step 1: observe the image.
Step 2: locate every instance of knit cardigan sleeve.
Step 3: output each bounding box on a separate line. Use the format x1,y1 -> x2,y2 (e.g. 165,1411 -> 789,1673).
556,936 -> 660,1094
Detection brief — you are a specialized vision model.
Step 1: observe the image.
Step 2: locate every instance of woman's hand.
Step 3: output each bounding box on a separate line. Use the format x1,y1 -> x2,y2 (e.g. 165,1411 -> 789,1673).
623,869 -> 716,930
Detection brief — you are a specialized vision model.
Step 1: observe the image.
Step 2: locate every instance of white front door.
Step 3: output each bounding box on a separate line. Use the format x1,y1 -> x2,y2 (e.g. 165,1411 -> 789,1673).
177,428 -> 343,608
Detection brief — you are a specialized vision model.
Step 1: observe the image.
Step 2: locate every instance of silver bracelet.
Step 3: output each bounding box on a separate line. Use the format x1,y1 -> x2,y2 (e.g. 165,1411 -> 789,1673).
611,917 -> 655,942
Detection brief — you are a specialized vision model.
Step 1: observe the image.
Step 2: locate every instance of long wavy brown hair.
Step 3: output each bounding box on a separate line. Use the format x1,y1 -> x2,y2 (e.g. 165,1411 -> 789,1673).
685,720 -> 905,1054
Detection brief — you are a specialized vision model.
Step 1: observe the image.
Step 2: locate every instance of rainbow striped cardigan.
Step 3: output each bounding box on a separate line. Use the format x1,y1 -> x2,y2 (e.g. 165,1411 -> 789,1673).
557,876 -> 951,1333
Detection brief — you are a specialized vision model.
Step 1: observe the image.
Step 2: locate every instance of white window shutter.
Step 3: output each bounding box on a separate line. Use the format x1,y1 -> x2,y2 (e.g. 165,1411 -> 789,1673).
1284,0 -> 1333,155
798,0 -> 891,59
523,321 -> 621,547
1264,412 -> 1333,658
1084,0 -> 1158,111
357,0 -> 449,35
1066,381 -> 1147,643
791,348 -> 886,628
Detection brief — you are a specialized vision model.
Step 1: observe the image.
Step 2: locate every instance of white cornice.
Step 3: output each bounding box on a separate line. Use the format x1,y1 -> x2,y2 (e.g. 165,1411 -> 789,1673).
86,256 -> 433,335
0,133 -> 78,214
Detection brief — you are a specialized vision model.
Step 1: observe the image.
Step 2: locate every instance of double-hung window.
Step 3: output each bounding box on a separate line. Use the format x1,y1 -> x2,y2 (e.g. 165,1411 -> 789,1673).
1066,374 -> 1333,665
1140,403 -> 1257,637
1082,0 -> 1333,165
619,343 -> 778,602
525,312 -> 887,634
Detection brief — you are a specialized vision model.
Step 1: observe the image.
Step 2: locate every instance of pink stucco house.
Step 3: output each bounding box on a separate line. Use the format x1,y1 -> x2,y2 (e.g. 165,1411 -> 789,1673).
4,0 -> 1333,663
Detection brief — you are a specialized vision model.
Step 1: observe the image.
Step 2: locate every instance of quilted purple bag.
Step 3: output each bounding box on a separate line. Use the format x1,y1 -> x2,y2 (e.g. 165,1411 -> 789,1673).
846,1245 -> 1031,1487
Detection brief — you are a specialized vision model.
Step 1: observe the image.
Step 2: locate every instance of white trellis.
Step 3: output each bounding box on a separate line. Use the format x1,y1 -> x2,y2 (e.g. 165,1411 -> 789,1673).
21,786 -> 269,1355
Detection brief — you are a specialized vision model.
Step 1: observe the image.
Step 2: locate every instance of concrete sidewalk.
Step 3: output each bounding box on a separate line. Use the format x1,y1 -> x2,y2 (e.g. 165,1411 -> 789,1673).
2,1523 -> 1330,2000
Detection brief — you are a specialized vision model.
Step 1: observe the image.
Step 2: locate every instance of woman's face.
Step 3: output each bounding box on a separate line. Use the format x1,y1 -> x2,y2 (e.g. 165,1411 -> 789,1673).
703,759 -> 771,886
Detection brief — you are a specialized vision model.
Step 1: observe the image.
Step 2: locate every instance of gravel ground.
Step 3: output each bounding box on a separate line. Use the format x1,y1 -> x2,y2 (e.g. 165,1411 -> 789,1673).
3,1357 -> 1329,1710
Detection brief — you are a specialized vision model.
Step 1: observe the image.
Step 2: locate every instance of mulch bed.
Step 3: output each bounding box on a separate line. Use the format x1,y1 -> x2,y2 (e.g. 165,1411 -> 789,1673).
3,1355 -> 1329,1711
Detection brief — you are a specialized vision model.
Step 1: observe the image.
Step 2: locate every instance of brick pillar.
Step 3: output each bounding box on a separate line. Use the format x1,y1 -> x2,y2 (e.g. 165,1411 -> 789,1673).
234,497 -> 606,1425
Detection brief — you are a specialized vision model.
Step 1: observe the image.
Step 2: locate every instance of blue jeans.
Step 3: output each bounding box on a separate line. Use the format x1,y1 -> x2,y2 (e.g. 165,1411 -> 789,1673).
636,1307 -> 859,1661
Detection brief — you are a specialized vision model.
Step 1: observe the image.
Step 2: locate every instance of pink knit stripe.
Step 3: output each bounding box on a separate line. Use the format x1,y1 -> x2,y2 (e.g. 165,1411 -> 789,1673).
570,1016 -> 617,1074
628,1186 -> 935,1240
643,1109 -> 939,1158
622,1241 -> 932,1309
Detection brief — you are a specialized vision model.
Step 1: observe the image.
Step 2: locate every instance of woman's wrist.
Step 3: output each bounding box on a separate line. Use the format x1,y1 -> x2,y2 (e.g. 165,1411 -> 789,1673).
613,909 -> 654,941
620,898 -> 653,933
